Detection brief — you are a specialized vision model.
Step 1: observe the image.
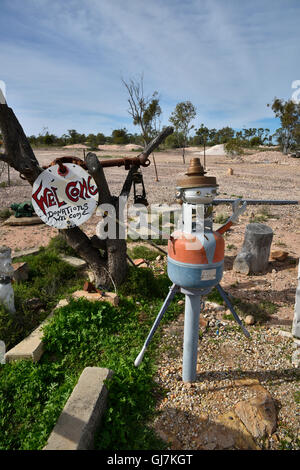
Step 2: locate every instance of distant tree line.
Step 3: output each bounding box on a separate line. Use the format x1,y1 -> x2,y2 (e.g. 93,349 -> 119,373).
26,128 -> 144,148
19,86 -> 300,157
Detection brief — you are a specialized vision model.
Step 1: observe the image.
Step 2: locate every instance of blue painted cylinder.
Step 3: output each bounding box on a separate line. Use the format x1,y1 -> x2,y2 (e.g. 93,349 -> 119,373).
167,256 -> 223,290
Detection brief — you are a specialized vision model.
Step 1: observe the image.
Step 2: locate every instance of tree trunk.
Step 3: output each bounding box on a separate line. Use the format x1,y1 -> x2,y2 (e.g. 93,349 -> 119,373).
233,223 -> 273,274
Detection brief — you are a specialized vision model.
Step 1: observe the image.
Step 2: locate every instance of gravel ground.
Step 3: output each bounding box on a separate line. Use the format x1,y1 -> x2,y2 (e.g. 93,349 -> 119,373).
149,304 -> 300,450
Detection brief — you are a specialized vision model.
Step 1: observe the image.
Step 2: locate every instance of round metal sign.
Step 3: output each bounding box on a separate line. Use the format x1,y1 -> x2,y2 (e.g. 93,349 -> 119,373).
31,163 -> 98,229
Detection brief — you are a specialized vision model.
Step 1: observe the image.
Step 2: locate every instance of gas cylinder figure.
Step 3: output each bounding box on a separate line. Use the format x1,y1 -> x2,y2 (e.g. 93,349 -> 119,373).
134,158 -> 250,382
0,246 -> 15,314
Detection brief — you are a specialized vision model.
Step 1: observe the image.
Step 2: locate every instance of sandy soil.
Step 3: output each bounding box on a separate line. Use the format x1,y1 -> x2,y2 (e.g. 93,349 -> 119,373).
1,145 -> 300,327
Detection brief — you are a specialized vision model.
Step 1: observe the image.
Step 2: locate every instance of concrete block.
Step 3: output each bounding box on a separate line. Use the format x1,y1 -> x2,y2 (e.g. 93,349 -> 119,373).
43,367 -> 113,450
59,255 -> 87,269
12,262 -> 29,282
5,299 -> 67,363
2,215 -> 43,226
12,247 -> 40,259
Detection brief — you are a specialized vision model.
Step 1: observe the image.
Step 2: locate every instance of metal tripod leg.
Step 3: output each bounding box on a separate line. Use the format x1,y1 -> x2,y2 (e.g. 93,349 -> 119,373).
134,284 -> 180,367
216,284 -> 251,338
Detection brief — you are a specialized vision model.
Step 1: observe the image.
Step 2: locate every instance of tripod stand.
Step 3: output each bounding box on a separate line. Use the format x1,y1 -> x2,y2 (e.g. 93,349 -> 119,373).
134,282 -> 250,382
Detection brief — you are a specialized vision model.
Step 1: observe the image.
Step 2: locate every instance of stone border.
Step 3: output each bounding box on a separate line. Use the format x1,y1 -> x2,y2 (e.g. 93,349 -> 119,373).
43,367 -> 113,450
5,299 -> 68,363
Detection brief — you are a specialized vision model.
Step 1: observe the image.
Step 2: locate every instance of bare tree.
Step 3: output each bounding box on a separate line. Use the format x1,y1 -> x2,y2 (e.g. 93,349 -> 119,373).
122,74 -> 162,181
0,101 -> 172,289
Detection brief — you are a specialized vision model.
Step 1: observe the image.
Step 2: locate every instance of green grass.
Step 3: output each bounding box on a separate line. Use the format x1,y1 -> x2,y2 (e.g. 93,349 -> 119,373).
127,245 -> 159,262
226,244 -> 236,250
214,213 -> 228,224
0,240 -> 85,350
294,391 -> 300,404
0,265 -> 184,450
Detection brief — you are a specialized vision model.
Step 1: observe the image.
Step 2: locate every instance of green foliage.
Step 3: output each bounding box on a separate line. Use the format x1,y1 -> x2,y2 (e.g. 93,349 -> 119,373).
294,391 -> 300,404
111,128 -> 130,145
206,287 -> 224,305
214,212 -> 228,224
164,132 -> 184,149
224,138 -> 245,156
0,208 -> 12,219
169,101 -> 196,157
268,98 -> 300,153
233,297 -> 278,323
128,245 -> 158,262
0,360 -> 77,450
118,266 -> 171,299
250,136 -> 262,147
46,235 -> 78,257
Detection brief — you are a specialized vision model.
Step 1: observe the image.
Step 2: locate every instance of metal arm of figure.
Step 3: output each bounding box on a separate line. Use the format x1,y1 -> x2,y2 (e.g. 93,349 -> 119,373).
216,199 -> 247,235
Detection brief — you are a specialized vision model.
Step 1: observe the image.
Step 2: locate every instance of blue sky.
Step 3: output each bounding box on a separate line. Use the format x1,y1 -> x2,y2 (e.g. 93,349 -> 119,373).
0,0 -> 299,137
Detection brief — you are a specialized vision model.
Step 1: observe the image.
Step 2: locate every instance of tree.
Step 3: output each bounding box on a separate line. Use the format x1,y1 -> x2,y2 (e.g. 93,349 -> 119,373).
267,98 -> 300,154
0,101 -> 172,289
122,74 -> 162,181
169,101 -> 196,164
111,128 -> 130,145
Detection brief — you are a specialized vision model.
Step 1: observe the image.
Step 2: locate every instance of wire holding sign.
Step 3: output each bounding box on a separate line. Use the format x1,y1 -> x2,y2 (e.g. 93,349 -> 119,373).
32,163 -> 98,229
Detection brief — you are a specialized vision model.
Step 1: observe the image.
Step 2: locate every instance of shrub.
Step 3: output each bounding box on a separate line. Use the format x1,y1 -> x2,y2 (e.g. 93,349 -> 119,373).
224,138 -> 244,156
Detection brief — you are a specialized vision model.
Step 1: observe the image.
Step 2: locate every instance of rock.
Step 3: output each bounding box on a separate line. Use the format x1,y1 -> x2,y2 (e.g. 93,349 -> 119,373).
156,255 -> 162,261
12,262 -> 29,282
270,250 -> 289,261
133,258 -> 149,268
206,301 -> 225,312
196,411 -> 259,450
227,168 -> 234,175
71,290 -> 119,306
199,314 -> 209,329
177,300 -> 184,306
245,315 -> 255,325
291,349 -> 300,367
234,387 -> 277,439
156,429 -> 181,450
12,247 -> 40,259
2,215 -> 43,226
59,255 -> 87,269
278,330 -> 293,339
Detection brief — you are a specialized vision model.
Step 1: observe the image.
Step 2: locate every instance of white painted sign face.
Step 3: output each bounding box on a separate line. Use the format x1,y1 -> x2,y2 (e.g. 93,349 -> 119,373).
32,163 -> 98,229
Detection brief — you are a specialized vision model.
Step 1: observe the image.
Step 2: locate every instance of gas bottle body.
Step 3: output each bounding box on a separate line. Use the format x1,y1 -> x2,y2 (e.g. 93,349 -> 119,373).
167,229 -> 224,289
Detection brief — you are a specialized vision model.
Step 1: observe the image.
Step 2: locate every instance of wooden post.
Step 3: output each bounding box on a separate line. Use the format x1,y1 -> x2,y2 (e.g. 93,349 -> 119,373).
152,153 -> 159,182
233,223 -> 273,274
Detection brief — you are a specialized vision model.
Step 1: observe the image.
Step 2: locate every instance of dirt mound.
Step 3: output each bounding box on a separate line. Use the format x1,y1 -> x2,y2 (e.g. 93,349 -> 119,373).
98,144 -> 123,151
63,144 -> 89,149
245,150 -> 297,165
125,144 -> 143,150
195,144 -> 226,156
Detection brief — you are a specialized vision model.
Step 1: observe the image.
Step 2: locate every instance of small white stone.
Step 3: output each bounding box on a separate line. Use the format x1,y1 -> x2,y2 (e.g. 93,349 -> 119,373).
245,315 -> 255,325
